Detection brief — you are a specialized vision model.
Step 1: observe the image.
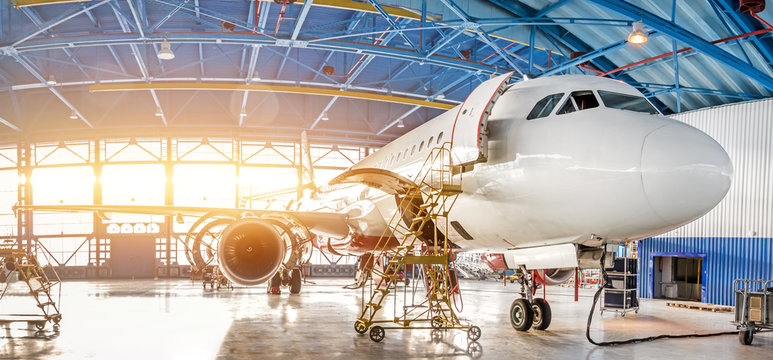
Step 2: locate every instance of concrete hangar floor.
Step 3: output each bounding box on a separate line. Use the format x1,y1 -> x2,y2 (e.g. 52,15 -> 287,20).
1,278 -> 769,359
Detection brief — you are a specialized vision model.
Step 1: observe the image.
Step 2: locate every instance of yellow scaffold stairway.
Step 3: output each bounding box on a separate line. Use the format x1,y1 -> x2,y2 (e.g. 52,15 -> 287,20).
0,240 -> 62,331
354,143 -> 481,343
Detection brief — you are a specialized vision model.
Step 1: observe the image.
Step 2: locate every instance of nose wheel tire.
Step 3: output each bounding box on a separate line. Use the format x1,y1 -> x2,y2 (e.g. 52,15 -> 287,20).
531,298 -> 552,330
369,326 -> 385,342
510,298 -> 533,331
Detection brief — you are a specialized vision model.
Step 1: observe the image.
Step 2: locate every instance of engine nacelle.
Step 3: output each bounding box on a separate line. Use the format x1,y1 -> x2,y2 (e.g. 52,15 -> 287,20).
217,218 -> 286,286
541,268 -> 575,285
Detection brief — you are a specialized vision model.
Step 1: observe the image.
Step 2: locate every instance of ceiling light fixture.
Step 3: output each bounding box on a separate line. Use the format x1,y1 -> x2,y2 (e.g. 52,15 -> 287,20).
155,107 -> 163,117
321,112 -> 329,121
69,110 -> 78,120
157,36 -> 175,60
239,108 -> 247,117
46,75 -> 56,86
627,21 -> 647,45
397,120 -> 405,128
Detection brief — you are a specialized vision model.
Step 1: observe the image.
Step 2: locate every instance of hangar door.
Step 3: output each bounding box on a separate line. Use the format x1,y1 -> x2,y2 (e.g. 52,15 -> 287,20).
110,236 -> 156,278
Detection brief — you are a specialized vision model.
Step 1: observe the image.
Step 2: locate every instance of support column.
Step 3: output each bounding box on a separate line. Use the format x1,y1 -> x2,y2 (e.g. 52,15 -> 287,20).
164,137 -> 174,277
16,140 -> 32,252
93,139 -> 104,276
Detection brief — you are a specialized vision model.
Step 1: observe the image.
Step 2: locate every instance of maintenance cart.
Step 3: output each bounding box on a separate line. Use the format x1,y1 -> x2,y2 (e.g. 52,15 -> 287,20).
733,279 -> 772,345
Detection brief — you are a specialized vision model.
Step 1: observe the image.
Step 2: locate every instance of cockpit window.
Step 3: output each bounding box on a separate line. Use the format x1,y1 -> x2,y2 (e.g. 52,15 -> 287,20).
572,90 -> 600,110
598,90 -> 659,114
556,98 -> 576,115
527,93 -> 563,120
556,90 -> 599,115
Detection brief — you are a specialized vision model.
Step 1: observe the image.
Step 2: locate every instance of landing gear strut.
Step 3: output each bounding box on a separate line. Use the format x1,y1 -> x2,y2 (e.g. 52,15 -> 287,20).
509,266 -> 551,331
267,267 -> 304,295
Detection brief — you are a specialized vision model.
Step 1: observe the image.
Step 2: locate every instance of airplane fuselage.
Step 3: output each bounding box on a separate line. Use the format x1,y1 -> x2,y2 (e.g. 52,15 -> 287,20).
310,75 -> 732,258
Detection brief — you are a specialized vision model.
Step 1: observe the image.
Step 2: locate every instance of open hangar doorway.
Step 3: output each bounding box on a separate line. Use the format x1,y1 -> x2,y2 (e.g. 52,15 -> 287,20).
650,253 -> 706,302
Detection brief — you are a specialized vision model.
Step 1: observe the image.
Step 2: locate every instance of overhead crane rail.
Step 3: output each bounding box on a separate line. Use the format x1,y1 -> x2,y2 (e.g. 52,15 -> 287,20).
354,143 -> 480,343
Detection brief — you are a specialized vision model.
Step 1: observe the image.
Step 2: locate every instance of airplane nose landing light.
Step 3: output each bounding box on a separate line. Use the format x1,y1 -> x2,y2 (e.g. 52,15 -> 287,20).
641,123 -> 732,226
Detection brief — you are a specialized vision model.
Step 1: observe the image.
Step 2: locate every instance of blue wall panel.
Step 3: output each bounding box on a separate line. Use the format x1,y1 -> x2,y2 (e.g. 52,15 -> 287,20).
638,237 -> 773,306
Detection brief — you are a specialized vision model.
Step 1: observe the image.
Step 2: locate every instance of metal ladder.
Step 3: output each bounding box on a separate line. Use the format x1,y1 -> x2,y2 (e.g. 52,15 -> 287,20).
0,240 -> 62,331
354,143 -> 481,343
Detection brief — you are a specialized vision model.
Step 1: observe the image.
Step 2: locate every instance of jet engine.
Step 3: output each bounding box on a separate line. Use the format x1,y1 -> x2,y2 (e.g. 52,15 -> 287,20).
216,218 -> 286,286
541,268 -> 575,285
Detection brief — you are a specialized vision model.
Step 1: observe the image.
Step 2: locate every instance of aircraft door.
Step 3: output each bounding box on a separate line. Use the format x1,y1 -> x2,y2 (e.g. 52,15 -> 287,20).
451,72 -> 513,166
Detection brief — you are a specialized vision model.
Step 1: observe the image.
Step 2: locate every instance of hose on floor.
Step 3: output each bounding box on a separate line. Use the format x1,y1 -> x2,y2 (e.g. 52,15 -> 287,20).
586,255 -> 737,346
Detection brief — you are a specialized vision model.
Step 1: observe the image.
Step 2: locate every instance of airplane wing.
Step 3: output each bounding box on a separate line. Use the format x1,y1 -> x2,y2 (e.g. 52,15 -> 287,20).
13,204 -> 350,239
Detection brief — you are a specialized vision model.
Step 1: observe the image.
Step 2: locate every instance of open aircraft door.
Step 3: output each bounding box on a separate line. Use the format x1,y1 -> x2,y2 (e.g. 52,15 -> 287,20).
451,72 -> 513,166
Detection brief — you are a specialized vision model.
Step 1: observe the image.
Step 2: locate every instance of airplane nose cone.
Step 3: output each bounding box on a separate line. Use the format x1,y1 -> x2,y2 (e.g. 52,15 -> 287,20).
641,123 -> 732,225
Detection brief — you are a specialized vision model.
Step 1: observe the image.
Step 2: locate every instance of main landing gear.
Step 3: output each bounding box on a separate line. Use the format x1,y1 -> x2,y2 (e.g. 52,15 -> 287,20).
509,266 -> 552,332
268,267 -> 303,295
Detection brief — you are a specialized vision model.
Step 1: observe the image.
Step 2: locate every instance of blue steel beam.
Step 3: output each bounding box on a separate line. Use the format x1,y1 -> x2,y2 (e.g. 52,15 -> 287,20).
438,0 -> 523,73
367,0 -> 420,53
75,3 -> 128,74
108,0 -> 139,32
588,0 -> 773,91
538,32 -> 653,77
712,0 -> 773,69
486,0 -> 670,113
12,0 -> 110,46
153,0 -> 273,36
310,19 -> 406,128
638,84 -> 764,100
261,46 -> 341,84
150,0 -> 189,32
126,0 -> 146,38
9,32 -> 508,75
706,0 -> 753,66
238,0 -> 256,75
291,0 -> 314,41
312,12 -> 365,82
534,0 -> 573,18
19,7 -> 91,79
9,52 -> 92,127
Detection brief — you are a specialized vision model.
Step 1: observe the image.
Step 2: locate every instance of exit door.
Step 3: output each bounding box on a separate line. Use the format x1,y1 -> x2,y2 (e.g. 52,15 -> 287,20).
110,236 -> 156,278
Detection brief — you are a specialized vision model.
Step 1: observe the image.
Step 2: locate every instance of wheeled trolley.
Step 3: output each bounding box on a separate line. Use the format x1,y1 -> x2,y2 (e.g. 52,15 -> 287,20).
733,279 -> 772,345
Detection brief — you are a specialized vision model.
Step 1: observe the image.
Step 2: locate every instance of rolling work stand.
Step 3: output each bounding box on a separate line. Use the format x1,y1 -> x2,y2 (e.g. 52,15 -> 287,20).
0,240 -> 62,331
354,144 -> 480,343
734,279 -> 772,345
601,257 -> 639,316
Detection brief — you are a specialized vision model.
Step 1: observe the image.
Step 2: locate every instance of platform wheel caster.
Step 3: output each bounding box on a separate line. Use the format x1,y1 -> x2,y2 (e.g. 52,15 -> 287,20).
739,329 -> 754,345
467,325 -> 481,341
431,316 -> 443,329
53,323 -> 60,331
369,325 -> 385,342
354,320 -> 368,334
34,322 -> 44,331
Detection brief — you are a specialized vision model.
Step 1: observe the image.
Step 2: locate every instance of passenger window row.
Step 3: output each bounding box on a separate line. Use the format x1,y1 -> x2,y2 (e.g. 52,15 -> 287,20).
527,89 -> 657,120
377,131 -> 444,168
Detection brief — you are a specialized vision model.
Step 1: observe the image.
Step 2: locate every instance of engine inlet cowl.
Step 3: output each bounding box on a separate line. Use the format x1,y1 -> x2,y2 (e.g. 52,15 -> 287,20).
217,218 -> 285,286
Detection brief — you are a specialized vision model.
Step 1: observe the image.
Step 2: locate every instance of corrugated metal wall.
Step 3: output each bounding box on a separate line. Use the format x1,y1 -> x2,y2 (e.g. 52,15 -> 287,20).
638,237 -> 772,305
638,98 -> 773,306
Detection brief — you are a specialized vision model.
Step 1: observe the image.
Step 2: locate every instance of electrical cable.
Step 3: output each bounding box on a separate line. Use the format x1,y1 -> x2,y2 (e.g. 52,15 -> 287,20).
586,254 -> 738,346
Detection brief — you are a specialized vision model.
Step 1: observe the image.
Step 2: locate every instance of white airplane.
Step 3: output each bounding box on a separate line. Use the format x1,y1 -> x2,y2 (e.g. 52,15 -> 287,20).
16,73 -> 732,332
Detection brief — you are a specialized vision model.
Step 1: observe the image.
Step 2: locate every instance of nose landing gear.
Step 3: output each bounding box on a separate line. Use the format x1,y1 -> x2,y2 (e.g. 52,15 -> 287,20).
508,266 -> 552,332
